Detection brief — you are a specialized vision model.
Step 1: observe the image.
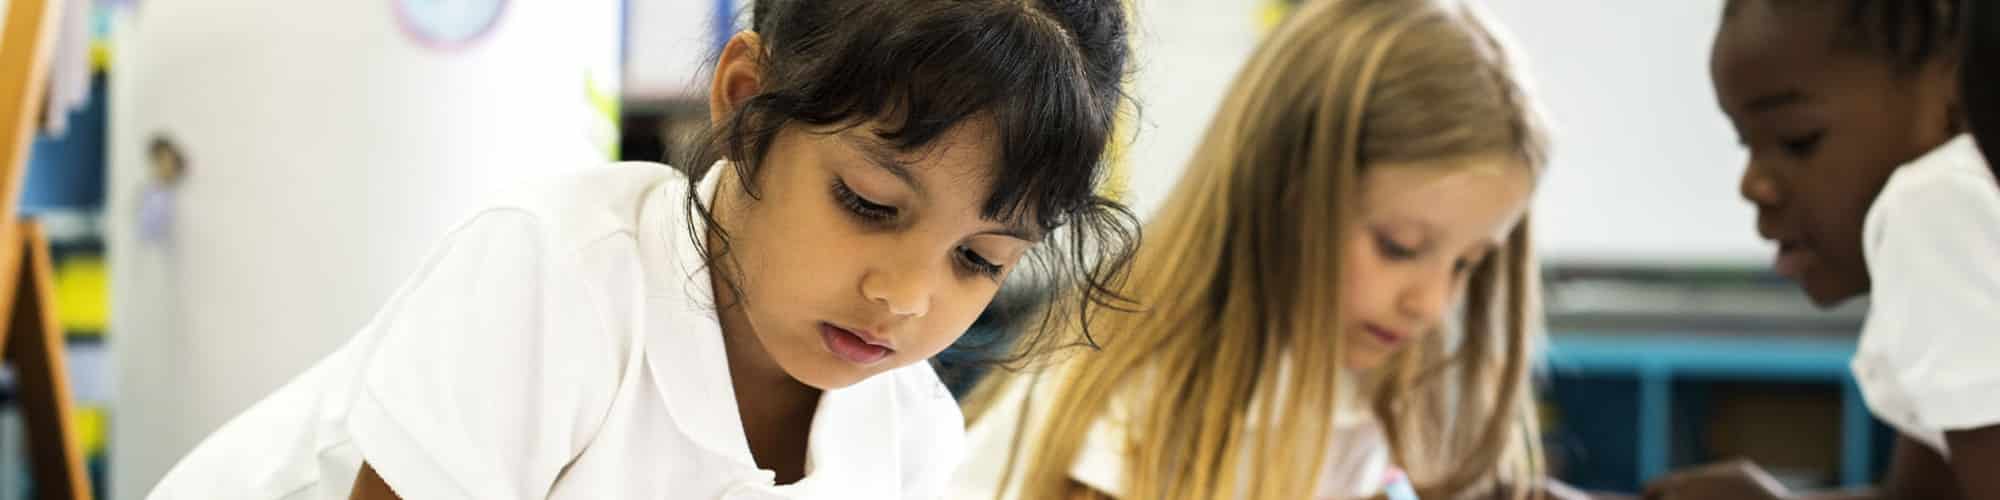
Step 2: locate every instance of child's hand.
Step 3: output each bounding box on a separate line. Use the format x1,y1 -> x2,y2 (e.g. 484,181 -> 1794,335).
1456,479 -> 1625,500
1641,460 -> 1792,500
1540,479 -> 1622,500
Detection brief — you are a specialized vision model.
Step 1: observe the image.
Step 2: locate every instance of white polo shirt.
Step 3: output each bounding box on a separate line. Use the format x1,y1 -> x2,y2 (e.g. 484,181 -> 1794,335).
952,362 -> 1389,499
1855,134 -> 2000,456
149,162 -> 965,499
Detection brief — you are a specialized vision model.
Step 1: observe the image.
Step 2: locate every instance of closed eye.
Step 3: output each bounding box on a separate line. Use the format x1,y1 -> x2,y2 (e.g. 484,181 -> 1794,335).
1779,131 -> 1823,159
1452,256 -> 1481,275
832,178 -> 896,222
956,246 -> 1003,278
1376,234 -> 1419,260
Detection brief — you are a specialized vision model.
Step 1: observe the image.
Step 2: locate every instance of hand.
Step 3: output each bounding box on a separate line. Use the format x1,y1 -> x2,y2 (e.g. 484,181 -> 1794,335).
1472,480 -> 1630,500
1642,460 -> 1792,500
1541,480 -> 1626,500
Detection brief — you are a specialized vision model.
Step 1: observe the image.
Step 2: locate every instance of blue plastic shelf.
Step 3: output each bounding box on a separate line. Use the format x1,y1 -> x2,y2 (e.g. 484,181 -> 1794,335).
1546,333 -> 1878,491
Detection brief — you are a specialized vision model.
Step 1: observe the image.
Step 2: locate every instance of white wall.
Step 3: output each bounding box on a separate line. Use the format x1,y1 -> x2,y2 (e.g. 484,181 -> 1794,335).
1121,0 -> 1263,221
624,0 -> 724,101
1483,0 -> 1765,264
105,2 -> 619,497
1121,0 -> 1769,265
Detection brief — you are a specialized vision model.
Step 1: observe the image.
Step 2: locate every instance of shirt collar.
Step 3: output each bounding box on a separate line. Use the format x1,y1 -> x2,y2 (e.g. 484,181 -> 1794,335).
637,161 -> 904,495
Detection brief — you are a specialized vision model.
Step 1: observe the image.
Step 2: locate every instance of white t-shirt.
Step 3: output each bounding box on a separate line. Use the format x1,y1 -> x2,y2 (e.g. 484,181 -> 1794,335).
148,163 -> 965,499
1854,134 -> 2000,456
952,363 -> 1389,500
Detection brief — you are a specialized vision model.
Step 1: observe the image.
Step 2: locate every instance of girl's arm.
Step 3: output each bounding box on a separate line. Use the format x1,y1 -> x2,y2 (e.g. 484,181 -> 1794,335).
348,463 -> 403,500
334,210 -> 623,498
1946,425 -> 2000,499
1794,435 -> 1958,500
1646,435 -> 1964,500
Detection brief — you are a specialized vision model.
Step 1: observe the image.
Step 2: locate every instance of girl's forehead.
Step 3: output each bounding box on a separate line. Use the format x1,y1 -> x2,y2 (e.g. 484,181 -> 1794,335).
825,119 -> 1002,179
1360,159 -> 1534,242
820,122 -> 1045,238
1713,1 -> 1847,70
1362,155 -> 1529,193
1712,9 -> 1847,108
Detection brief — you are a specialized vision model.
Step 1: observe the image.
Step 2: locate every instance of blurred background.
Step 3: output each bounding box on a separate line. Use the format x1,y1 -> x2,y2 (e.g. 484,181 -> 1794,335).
0,0 -> 1888,498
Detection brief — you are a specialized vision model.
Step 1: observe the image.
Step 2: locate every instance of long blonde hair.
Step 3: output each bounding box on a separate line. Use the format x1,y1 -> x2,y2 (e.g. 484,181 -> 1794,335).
967,0 -> 1550,498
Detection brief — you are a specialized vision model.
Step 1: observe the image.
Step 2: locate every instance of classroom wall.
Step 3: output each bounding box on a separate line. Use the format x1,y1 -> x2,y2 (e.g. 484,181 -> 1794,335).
1119,0 -> 1262,221
1119,0 -> 1767,265
1482,0 -> 1762,264
623,0 -> 726,101
103,2 -> 619,498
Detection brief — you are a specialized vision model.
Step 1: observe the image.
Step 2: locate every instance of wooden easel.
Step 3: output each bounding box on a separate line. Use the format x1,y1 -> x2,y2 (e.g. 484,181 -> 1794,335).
0,0 -> 95,498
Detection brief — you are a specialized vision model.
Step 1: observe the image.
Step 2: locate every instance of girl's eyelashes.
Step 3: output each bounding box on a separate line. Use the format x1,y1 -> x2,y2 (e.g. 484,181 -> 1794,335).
1778,130 -> 1824,159
1375,232 -> 1420,260
834,175 -> 1008,280
1452,254 -> 1487,275
1378,228 -> 1492,276
956,246 -> 1004,278
832,178 -> 897,222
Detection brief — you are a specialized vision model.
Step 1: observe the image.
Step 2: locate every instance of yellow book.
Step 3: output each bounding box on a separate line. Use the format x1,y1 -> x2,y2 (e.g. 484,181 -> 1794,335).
55,255 -> 108,334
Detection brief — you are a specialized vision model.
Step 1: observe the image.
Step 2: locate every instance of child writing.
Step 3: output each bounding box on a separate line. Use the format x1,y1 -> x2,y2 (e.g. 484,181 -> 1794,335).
951,0 -> 1562,498
146,0 -> 1138,498
1646,1 -> 2000,499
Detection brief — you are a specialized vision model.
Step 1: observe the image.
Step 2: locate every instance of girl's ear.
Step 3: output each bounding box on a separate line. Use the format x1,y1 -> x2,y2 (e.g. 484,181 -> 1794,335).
709,32 -> 767,130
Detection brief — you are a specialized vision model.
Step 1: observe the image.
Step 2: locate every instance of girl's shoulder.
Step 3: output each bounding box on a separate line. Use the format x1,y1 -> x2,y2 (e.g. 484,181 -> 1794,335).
481,162 -> 688,247
1876,135 -> 1998,214
1867,135 -> 2000,252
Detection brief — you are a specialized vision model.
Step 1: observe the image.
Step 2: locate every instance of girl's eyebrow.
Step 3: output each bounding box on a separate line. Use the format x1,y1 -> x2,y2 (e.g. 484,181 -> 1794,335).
976,223 -> 1043,244
1743,88 -> 1807,115
841,136 -> 925,198
839,135 -> 1044,243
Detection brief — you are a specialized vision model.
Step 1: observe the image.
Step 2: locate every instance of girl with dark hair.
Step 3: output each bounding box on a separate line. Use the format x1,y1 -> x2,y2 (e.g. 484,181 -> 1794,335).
148,1 -> 1137,498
